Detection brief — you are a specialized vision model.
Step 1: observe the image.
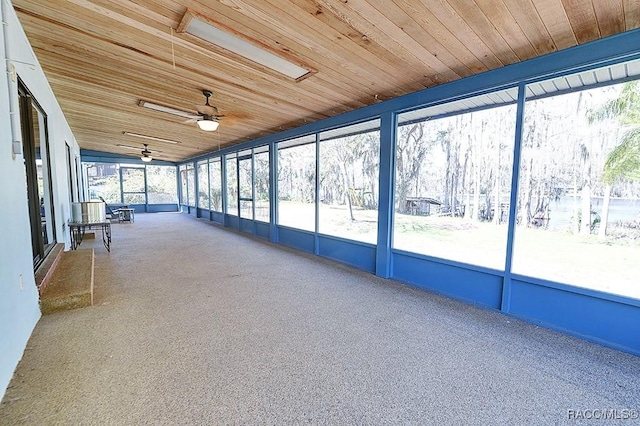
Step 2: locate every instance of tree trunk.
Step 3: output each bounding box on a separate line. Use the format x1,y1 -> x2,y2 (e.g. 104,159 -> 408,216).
598,184 -> 611,238
493,142 -> 501,224
580,183 -> 592,235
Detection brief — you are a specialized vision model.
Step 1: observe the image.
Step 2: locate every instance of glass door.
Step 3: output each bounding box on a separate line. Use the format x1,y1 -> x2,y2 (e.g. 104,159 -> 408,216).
19,82 -> 56,266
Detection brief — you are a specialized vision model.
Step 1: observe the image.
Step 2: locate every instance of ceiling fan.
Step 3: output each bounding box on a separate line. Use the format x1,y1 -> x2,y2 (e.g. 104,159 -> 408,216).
116,143 -> 161,162
139,90 -> 249,131
140,144 -> 153,162
191,89 -> 224,131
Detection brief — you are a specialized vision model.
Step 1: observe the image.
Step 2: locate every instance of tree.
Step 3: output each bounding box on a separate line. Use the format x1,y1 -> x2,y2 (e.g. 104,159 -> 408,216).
395,123 -> 431,213
589,81 -> 640,237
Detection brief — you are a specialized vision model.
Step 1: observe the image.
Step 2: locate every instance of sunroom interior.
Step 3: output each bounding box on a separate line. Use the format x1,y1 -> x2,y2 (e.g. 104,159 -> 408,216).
1,0 -> 640,416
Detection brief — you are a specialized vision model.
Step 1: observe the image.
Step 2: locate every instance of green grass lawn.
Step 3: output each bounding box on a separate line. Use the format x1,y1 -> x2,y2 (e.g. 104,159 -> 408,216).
276,201 -> 640,300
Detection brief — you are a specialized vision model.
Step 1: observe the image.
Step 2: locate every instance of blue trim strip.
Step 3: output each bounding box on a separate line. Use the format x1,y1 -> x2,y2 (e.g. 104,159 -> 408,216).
501,84 -> 527,312
318,235 -> 376,273
375,112 -> 396,278
314,134 -> 320,255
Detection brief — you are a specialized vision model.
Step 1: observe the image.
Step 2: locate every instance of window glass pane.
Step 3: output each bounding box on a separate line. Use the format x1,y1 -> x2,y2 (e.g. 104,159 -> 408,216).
123,193 -> 145,204
394,93 -> 517,269
209,159 -> 223,212
240,200 -> 252,219
277,140 -> 316,231
85,162 -> 121,203
147,165 -> 177,204
254,150 -> 270,222
179,165 -> 188,205
239,157 -> 253,219
187,165 -> 195,207
513,80 -> 640,299
31,104 -> 56,251
197,161 -> 209,209
319,123 -> 380,243
226,157 -> 238,215
122,168 -> 144,193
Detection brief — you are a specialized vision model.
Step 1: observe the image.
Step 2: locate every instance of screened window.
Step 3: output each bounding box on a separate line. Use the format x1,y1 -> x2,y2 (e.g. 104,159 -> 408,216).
394,90 -> 518,269
513,79 -> 640,300
319,120 -> 380,243
239,151 -> 253,219
197,160 -> 209,209
277,136 -> 316,231
121,167 -> 145,204
147,165 -> 177,204
209,158 -> 222,212
179,165 -> 188,205
254,146 -> 270,222
86,162 -> 121,203
226,155 -> 238,215
186,164 -> 195,207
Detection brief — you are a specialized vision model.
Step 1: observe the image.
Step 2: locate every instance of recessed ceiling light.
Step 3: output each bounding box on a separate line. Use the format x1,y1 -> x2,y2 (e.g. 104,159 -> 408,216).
138,100 -> 200,120
122,132 -> 180,145
177,9 -> 314,81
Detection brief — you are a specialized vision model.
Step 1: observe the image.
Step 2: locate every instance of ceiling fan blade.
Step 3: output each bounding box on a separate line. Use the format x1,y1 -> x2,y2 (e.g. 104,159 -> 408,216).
196,104 -> 218,115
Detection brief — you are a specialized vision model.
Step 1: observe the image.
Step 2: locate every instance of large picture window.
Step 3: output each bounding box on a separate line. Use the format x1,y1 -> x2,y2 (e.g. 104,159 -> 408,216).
277,136 -> 316,231
394,90 -> 518,269
513,79 -> 640,299
319,121 -> 380,243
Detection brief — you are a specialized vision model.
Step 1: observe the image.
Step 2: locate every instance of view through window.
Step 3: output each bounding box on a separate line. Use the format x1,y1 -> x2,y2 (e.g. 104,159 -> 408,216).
513,80 -> 640,299
394,91 -> 517,269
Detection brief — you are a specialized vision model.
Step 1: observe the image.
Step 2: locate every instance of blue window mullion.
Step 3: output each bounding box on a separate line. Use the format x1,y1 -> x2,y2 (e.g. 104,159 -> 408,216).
376,112 -> 397,279
501,83 -> 527,313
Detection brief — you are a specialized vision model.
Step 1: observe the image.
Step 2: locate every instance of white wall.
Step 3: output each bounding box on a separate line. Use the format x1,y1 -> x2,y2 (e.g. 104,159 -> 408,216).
0,0 -> 81,399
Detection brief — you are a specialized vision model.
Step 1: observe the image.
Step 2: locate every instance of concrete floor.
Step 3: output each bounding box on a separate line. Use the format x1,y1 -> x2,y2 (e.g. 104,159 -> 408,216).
1,212 -> 639,425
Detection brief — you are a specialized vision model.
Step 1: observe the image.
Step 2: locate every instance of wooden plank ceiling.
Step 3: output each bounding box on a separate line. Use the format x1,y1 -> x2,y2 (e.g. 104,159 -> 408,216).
13,0 -> 639,162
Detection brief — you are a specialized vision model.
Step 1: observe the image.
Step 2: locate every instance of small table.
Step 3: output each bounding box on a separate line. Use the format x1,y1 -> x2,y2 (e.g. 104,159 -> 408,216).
69,220 -> 112,252
118,208 -> 135,223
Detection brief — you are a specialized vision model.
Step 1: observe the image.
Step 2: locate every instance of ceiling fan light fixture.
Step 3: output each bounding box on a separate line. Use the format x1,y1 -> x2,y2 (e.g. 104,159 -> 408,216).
140,143 -> 153,162
197,118 -> 219,131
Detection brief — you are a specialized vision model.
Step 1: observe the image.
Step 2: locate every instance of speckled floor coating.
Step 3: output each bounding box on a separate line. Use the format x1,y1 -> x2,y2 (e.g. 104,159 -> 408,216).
1,212 -> 639,425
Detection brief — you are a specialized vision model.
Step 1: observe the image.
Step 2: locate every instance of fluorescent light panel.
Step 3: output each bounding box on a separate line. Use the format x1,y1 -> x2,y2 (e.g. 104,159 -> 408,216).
183,14 -> 310,80
122,132 -> 180,145
117,144 -> 163,153
138,100 -> 200,120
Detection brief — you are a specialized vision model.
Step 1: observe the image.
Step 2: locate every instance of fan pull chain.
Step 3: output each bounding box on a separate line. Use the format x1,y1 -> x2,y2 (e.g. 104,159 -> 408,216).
170,27 -> 176,70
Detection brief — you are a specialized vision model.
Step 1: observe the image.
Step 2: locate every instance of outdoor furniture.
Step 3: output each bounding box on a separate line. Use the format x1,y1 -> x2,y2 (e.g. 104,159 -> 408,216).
97,196 -> 128,221
69,220 -> 111,252
118,208 -> 135,223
